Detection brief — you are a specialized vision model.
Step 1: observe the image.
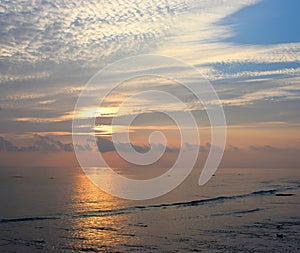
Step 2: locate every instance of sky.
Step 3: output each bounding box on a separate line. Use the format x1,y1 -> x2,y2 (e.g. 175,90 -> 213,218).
0,0 -> 299,169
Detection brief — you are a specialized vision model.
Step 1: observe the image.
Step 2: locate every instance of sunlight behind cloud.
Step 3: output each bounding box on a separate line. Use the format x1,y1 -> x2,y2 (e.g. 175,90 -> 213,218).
1,0 -> 299,166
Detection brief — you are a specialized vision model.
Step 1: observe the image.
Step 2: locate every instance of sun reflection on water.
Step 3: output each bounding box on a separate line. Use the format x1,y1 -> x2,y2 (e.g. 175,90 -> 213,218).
66,169 -> 131,251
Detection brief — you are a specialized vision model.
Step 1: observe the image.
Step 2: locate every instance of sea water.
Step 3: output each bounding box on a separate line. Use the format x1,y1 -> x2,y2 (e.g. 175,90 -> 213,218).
0,167 -> 299,252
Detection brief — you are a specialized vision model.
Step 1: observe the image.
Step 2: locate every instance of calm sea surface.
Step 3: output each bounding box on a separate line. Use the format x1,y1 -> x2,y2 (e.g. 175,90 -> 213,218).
0,167 -> 299,252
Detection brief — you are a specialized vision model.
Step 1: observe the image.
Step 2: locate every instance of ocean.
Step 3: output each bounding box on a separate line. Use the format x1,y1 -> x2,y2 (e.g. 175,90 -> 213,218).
0,167 -> 299,252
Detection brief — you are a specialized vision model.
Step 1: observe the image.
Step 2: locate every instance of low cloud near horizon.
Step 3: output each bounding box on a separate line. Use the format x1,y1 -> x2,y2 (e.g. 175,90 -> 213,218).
0,135 -> 299,169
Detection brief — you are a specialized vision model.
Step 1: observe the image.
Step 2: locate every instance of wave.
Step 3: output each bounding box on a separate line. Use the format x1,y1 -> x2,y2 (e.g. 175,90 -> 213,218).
211,208 -> 263,217
1,186 -> 297,224
0,216 -> 59,224
75,189 -> 280,218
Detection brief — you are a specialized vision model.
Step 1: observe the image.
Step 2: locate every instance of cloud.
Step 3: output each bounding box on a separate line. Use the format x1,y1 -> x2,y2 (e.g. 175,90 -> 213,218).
220,84 -> 300,106
6,133 -> 299,156
0,135 -> 189,154
96,137 -> 231,154
226,144 -> 241,152
33,134 -> 73,152
0,135 -> 90,152
249,145 -> 300,152
0,136 -> 38,152
0,0 -> 299,146
96,136 -> 179,153
0,0 -> 187,69
96,137 -> 116,153
0,0 -> 265,85
208,61 -> 300,80
0,71 -> 51,84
